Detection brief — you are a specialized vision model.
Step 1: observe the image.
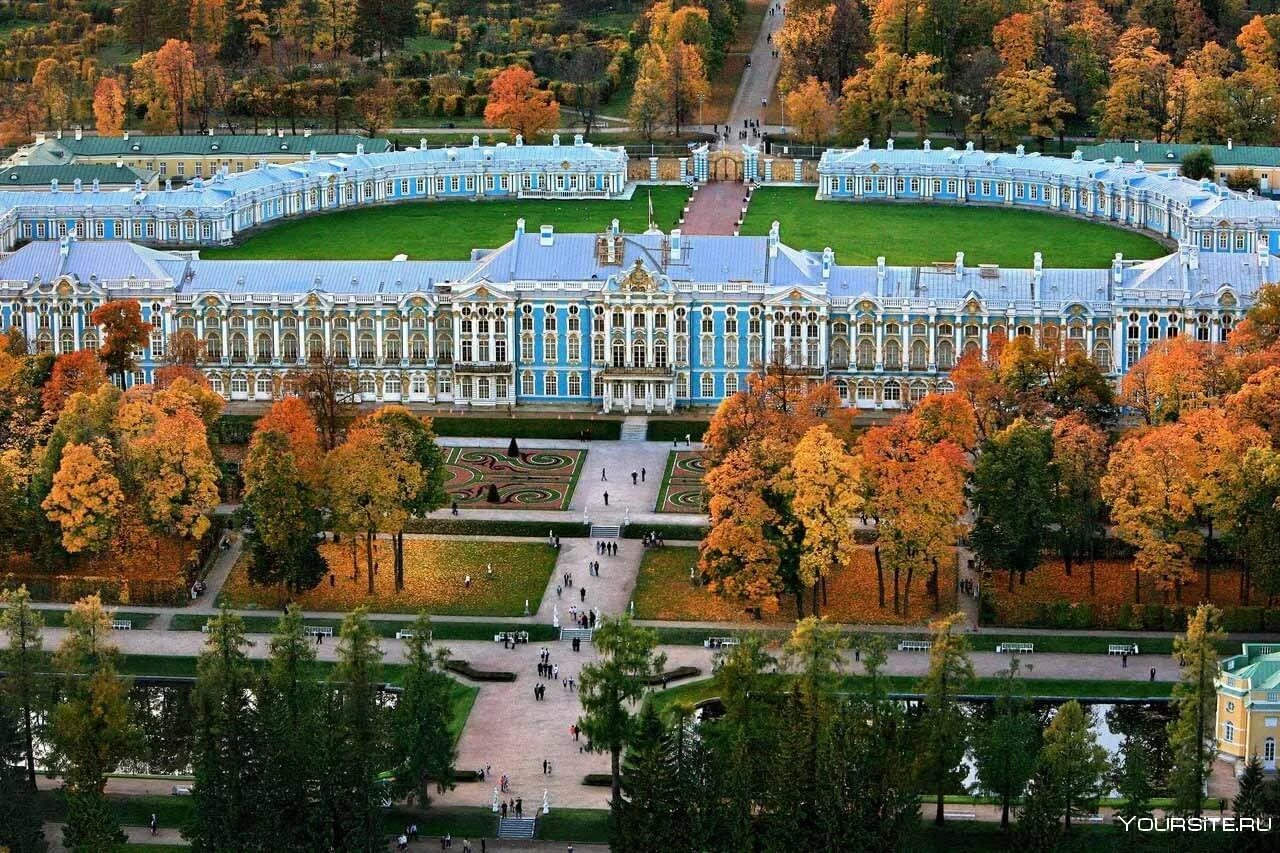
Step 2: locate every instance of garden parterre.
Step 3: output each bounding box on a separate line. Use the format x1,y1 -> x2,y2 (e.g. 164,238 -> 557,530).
443,446 -> 584,510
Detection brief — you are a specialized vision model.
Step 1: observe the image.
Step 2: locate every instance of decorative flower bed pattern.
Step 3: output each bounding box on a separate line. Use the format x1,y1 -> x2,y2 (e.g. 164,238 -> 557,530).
655,451 -> 706,514
443,446 -> 584,511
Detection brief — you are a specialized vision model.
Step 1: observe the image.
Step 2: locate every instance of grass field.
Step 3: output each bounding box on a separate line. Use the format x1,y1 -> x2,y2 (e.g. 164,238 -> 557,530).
201,187 -> 691,261
633,545 -> 955,624
220,538 -> 557,615
741,189 -> 1169,268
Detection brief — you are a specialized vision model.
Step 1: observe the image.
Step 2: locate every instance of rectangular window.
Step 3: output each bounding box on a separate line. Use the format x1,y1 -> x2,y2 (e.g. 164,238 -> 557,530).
545,372 -> 558,396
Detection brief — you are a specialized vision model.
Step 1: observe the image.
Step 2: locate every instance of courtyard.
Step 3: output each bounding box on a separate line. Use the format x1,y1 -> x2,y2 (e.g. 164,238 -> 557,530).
200,186 -> 691,260
444,446 -> 585,511
740,188 -> 1170,267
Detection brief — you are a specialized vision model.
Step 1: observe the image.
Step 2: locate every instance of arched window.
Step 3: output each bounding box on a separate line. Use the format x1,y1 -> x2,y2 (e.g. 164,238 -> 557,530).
700,373 -> 714,397
410,334 -> 427,362
333,335 -> 349,359
307,333 -> 324,359
937,339 -> 954,369
654,339 -> 668,368
256,334 -> 272,362
205,332 -> 222,360
725,373 -> 739,395
857,339 -> 874,369
884,339 -> 902,370
384,335 -> 401,361
910,340 -> 927,370
230,333 -> 247,362
1093,342 -> 1111,372
831,338 -> 849,368
1225,721 -> 1235,743
282,334 -> 298,362
358,334 -> 375,362
1265,737 -> 1276,765
632,339 -> 646,367
612,340 -> 626,367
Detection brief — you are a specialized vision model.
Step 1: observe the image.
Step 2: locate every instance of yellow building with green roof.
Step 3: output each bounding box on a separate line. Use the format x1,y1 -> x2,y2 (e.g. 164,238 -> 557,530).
1216,643 -> 1280,773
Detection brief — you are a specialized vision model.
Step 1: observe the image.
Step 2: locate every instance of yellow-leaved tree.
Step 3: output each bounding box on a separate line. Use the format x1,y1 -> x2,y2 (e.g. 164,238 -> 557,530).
125,408 -> 221,541
42,441 -> 124,554
784,424 -> 863,617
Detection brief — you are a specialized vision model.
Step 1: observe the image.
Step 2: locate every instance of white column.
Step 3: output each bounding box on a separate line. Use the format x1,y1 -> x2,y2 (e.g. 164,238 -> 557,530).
874,315 -> 884,369
272,315 -> 281,362
375,314 -> 384,362
900,320 -> 909,370
927,319 -> 936,369
624,307 -> 633,366
221,314 -> 230,363
427,310 -> 436,362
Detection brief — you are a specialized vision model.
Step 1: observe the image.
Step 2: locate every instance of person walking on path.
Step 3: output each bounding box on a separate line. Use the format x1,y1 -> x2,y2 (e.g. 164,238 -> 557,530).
641,466 -> 646,482
601,468 -> 607,481
632,470 -> 638,485
580,586 -> 587,602
150,814 -> 158,836
603,491 -> 609,506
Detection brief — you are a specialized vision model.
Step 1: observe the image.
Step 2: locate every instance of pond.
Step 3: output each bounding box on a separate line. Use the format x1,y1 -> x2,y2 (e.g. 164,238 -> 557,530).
33,678 -> 404,777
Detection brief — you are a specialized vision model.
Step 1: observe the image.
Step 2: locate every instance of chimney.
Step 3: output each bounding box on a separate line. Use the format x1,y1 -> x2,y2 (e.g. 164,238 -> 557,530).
965,141 -> 974,153
91,179 -> 99,193
304,128 -> 312,138
1135,160 -> 1145,170
74,127 -> 82,140
1016,144 -> 1025,157
115,158 -> 123,168
670,229 -> 682,261
277,129 -> 284,138
35,132 -> 45,145
876,256 -> 886,297
574,134 -> 583,146
886,138 -> 894,151
309,150 -> 316,162
955,251 -> 965,278
767,220 -> 780,258
1112,253 -> 1123,285
472,135 -> 480,147
50,179 -> 58,193
356,143 -> 364,156
923,139 -> 931,151
1114,156 -> 1122,167
861,137 -> 870,151
134,179 -> 142,192
56,129 -> 62,139
1228,138 -> 1234,150
165,178 -> 172,191
59,235 -> 69,257
610,218 -> 620,236
540,224 -> 554,246
123,130 -> 129,141
420,137 -> 427,149
1134,140 -> 1139,153
1072,150 -> 1083,162
515,134 -> 523,147
73,178 -> 82,193
515,218 -> 525,238
552,134 -> 560,147
1032,251 -> 1043,300
821,247 -> 833,279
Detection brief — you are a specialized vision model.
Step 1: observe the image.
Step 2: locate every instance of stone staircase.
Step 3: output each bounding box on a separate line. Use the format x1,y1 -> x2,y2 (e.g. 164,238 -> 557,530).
589,523 -> 621,539
496,817 -> 537,839
560,626 -> 595,642
620,416 -> 648,441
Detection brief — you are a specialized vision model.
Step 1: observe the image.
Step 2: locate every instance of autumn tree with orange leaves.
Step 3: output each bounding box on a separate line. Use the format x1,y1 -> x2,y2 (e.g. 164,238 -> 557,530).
699,367 -> 852,616
42,351 -> 109,417
1102,409 -> 1267,603
254,396 -> 324,485
125,407 -> 221,543
42,441 -> 124,554
89,300 -> 152,386
860,411 -> 968,615
483,65 -> 560,140
92,78 -> 126,137
1050,414 -> 1109,594
1121,337 -> 1210,424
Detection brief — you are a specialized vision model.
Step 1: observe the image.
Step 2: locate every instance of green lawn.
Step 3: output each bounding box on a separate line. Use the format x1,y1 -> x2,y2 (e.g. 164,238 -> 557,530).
201,187 -> 691,261
30,608 -> 156,629
741,188 -> 1169,268
169,612 -> 557,643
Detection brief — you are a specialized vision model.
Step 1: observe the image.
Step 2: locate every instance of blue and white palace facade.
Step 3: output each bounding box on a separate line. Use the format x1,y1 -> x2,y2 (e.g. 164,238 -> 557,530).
0,143 -> 1275,412
0,136 -> 629,249
0,218 -> 1268,413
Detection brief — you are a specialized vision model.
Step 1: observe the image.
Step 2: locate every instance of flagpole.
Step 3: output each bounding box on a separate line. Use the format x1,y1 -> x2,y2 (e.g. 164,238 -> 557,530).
647,189 -> 654,231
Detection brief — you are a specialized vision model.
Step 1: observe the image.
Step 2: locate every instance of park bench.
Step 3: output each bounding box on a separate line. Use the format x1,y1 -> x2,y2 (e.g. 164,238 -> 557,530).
304,625 -> 334,638
1108,643 -> 1139,656
996,642 -> 1034,654
896,639 -> 932,652
171,785 -> 192,796
395,629 -> 432,641
111,619 -> 132,631
1084,815 -> 1105,824
494,630 -> 529,644
943,812 -> 976,821
703,637 -> 740,649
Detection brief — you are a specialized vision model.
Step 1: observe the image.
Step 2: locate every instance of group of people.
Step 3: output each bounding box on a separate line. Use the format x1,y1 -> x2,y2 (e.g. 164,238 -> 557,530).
392,824 -> 424,852
569,604 -> 596,629
499,797 -> 524,818
596,540 -> 617,557
641,531 -> 666,549
960,577 -> 979,598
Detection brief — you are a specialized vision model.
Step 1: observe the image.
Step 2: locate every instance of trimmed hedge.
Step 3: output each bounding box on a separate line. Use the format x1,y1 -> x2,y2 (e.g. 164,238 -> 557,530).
642,665 -> 701,685
990,595 -> 1280,634
583,773 -> 613,787
429,416 -> 622,440
445,659 -> 517,682
404,518 -> 589,538
622,524 -> 707,542
213,414 -> 257,446
646,419 -> 710,443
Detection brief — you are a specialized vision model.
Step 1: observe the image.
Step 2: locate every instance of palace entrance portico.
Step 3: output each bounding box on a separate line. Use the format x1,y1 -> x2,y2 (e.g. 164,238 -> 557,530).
600,368 -> 676,414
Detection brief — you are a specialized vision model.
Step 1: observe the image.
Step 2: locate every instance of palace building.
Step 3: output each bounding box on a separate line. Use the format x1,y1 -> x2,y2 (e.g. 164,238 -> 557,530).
0,142 -> 1274,411
1216,644 -> 1280,774
0,215 -> 1268,412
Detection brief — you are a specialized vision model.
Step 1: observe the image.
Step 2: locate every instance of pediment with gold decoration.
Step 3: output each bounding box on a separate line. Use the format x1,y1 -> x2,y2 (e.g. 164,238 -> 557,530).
618,260 -> 659,294
763,286 -> 827,307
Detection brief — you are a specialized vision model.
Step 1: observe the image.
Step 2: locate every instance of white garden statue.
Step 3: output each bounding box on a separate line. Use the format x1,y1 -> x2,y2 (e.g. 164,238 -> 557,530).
542,789 -> 550,814
491,787 -> 499,813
